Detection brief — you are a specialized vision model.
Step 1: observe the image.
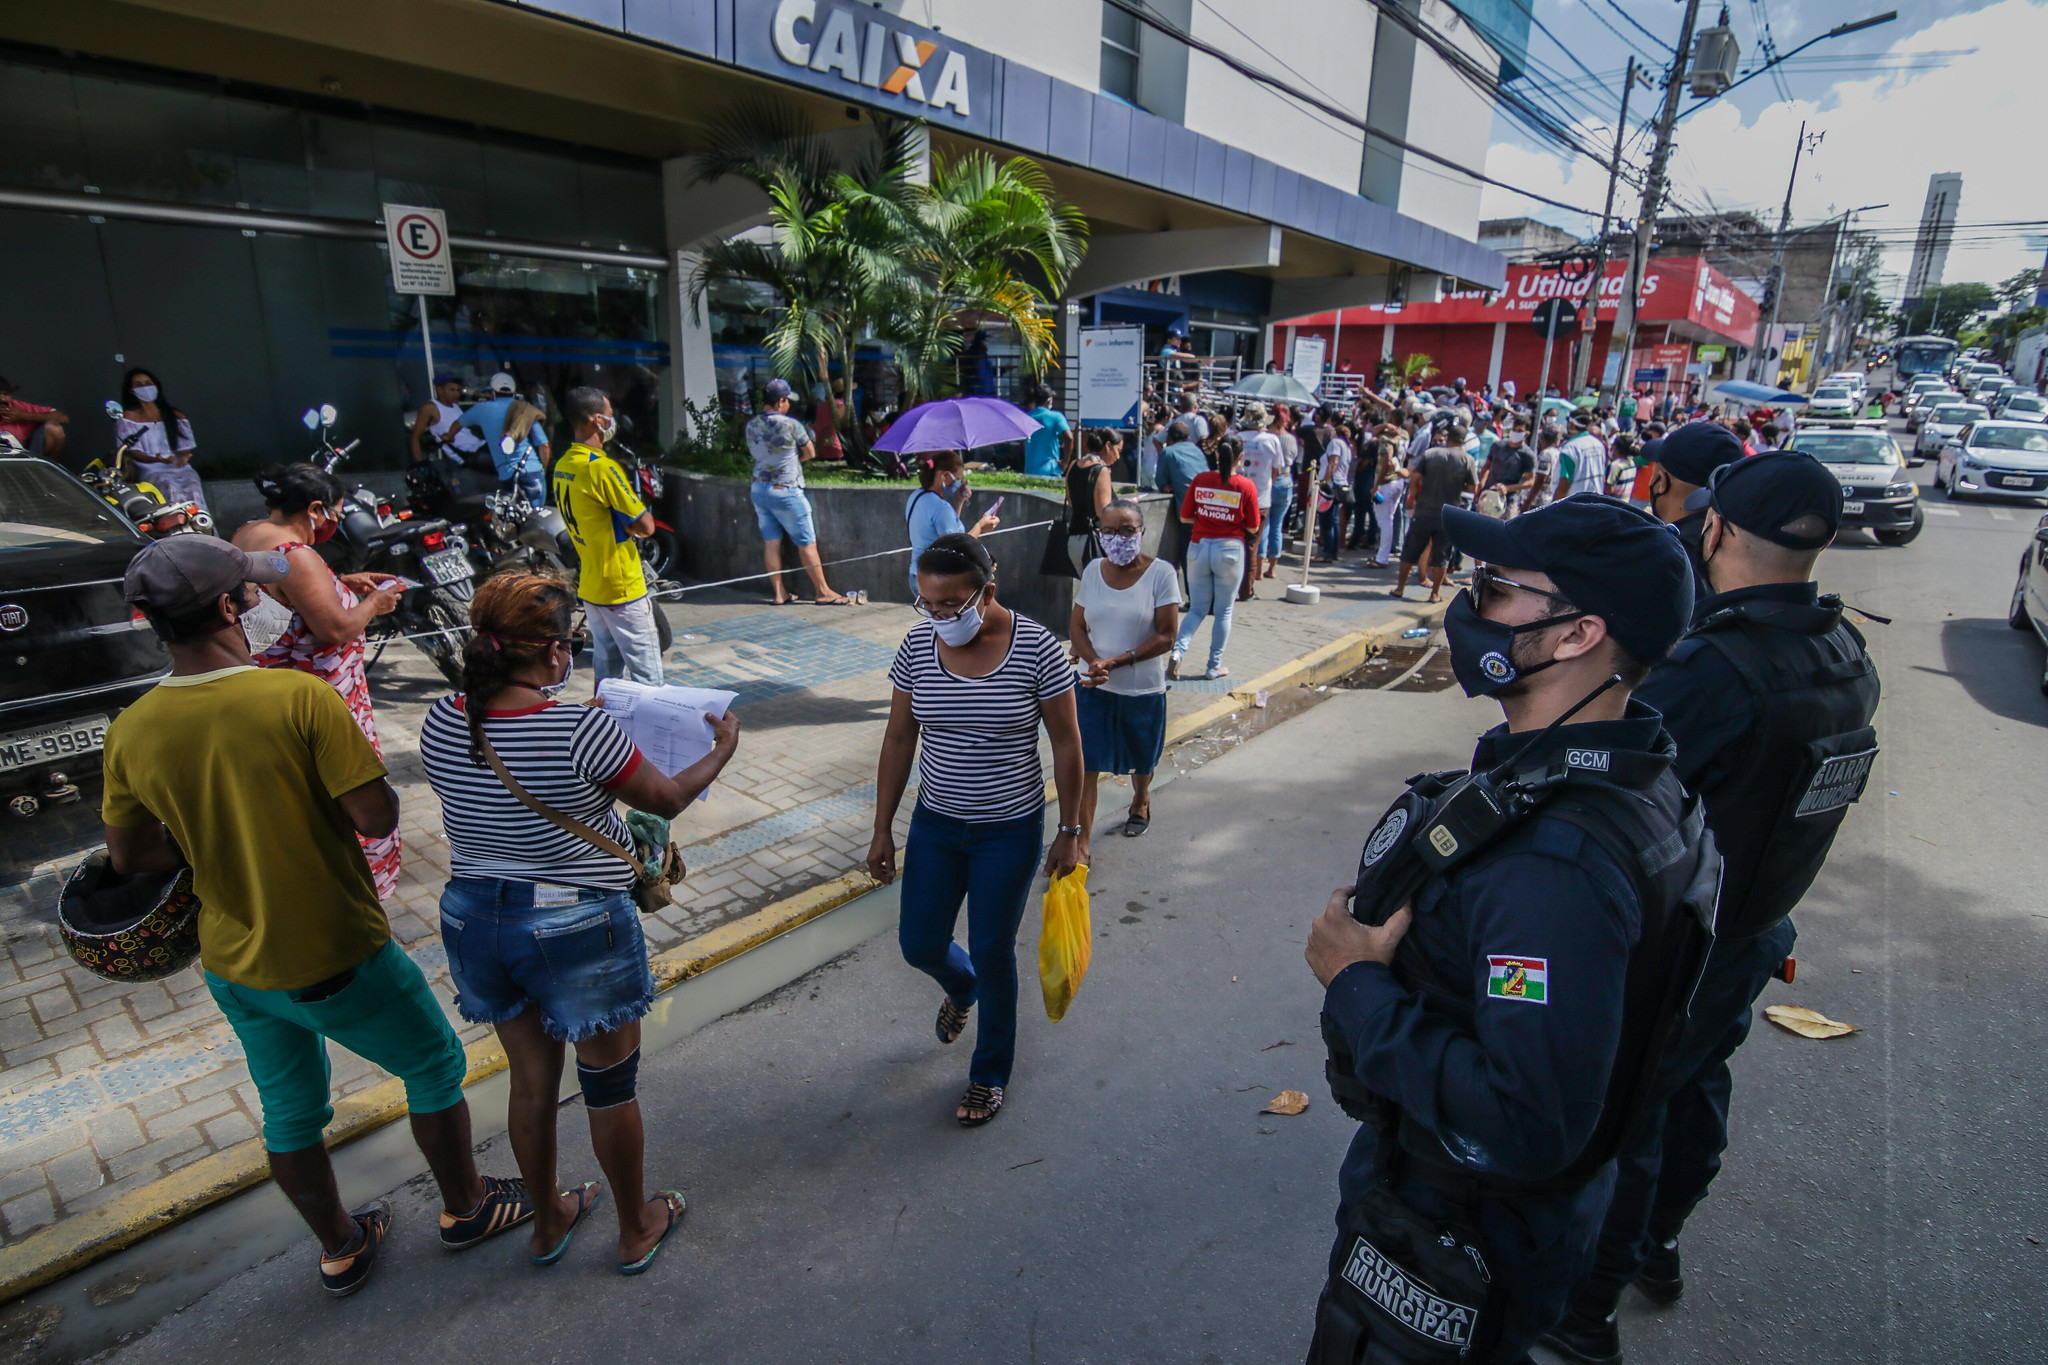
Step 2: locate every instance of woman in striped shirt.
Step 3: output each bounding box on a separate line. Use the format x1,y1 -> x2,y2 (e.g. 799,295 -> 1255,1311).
868,534 -> 1084,1126
421,571 -> 739,1274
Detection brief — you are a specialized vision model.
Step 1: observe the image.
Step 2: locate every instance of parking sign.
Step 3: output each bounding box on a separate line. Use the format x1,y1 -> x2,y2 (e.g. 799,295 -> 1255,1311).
383,204 -> 454,296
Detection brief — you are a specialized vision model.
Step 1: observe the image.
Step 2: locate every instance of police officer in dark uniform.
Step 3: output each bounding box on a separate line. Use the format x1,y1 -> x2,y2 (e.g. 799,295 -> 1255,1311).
1304,495 -> 1718,1364
1640,421 -> 1746,577
1543,452 -> 1881,1363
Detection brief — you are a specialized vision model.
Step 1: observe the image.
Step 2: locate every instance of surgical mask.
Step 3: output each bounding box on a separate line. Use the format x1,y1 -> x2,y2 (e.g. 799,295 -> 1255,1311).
540,650 -> 575,701
1442,588 -> 1586,698
133,384 -> 159,402
932,606 -> 983,647
1099,531 -> 1141,566
593,415 -> 617,446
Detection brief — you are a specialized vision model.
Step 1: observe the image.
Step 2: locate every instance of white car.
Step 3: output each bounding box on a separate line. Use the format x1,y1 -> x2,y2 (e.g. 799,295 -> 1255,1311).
1906,388 -> 1959,433
1995,392 -> 2048,424
1827,371 -> 1868,401
1917,402 -> 1990,458
1937,420 -> 2048,501
1791,426 -> 1922,544
1807,384 -> 1860,420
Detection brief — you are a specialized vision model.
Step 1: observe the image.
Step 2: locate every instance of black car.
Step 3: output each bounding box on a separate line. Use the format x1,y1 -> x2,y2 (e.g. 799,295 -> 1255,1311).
0,450 -> 168,857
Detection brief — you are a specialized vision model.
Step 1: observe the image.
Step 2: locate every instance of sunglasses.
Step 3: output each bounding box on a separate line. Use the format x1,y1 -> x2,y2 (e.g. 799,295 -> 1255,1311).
1472,565 -> 1577,615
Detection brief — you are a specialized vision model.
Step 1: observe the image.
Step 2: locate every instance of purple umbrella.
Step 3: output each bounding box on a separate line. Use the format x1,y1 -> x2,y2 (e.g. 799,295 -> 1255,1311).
870,396 -> 1044,453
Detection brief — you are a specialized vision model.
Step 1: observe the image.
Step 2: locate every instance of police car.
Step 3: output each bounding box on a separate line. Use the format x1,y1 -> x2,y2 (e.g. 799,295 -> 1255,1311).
1790,424 -> 1922,545
1936,420 -> 2048,502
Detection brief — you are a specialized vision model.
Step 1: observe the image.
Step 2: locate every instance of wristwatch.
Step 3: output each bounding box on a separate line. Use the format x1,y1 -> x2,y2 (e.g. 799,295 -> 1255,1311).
1057,824 -> 1083,837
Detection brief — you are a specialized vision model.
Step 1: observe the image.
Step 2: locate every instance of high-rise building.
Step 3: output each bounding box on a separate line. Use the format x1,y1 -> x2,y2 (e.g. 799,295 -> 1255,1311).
1904,172 -> 1963,303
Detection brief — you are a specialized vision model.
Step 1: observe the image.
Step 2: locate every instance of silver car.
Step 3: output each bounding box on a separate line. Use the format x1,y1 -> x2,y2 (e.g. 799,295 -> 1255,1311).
1918,402 -> 1990,458
1995,392 -> 2048,424
1936,420 -> 2048,502
1906,387 -> 1958,433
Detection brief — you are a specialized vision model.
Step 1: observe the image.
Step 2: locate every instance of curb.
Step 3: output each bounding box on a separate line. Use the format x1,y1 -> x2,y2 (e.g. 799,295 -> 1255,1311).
0,603 -> 1440,1306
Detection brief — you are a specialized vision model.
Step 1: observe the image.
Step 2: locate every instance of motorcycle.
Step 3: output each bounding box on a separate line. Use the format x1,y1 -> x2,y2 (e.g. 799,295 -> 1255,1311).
301,404 -> 476,686
610,425 -> 681,585
78,400 -> 214,538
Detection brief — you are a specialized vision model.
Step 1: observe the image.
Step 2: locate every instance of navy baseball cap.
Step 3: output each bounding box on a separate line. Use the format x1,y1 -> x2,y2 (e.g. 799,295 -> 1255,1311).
1640,420 -> 1743,487
433,372 -> 459,387
1445,494 -> 1695,664
1682,450 -> 1841,550
763,377 -> 793,402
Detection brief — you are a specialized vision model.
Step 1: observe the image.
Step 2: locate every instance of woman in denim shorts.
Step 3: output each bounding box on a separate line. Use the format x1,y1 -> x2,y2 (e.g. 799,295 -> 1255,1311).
421,571 -> 740,1273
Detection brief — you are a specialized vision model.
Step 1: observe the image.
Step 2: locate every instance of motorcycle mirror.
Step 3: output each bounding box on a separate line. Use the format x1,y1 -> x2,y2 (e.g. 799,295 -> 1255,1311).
320,404 -> 338,427
301,408 -> 321,431
401,411 -> 417,431
104,399 -> 124,419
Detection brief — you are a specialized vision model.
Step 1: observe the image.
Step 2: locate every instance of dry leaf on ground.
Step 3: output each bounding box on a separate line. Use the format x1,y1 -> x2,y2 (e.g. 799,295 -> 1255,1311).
1262,1090 -> 1310,1116
1764,1005 -> 1859,1039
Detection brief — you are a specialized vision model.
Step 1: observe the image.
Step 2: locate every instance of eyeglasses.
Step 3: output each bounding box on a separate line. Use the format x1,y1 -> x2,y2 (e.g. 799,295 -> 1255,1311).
1472,565 -> 1576,615
912,585 -> 986,622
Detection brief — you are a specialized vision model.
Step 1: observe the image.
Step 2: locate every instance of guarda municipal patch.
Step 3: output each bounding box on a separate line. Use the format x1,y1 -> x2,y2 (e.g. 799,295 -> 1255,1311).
1485,955 -> 1548,1003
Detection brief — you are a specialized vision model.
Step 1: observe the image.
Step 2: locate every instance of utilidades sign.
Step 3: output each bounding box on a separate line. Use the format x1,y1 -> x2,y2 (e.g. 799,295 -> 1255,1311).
745,0 -> 994,136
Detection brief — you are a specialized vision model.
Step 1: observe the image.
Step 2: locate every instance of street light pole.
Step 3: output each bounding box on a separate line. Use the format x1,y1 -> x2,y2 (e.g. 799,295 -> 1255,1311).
1606,0 -> 1705,409
1748,120 -> 1810,385
1569,56 -> 1637,397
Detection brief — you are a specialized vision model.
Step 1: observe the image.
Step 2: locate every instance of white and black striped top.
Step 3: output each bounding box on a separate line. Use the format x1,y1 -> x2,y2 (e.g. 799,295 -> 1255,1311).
889,614 -> 1076,822
420,698 -> 643,889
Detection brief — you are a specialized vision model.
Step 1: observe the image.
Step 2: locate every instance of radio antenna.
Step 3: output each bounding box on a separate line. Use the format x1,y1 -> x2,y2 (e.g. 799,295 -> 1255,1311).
1489,673 -> 1624,777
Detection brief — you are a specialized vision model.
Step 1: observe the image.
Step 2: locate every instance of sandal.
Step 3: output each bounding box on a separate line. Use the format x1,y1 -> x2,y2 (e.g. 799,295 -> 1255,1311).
957,1083 -> 1005,1127
529,1180 -> 603,1267
618,1191 -> 686,1276
936,996 -> 971,1045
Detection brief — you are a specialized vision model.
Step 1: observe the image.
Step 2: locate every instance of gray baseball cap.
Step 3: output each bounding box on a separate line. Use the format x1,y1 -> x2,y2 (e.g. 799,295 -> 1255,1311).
124,536 -> 289,619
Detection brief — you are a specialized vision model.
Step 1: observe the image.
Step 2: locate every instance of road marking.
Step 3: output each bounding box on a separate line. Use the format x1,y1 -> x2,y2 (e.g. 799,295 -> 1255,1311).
1991,509 -> 2015,521
1923,507 -> 1960,516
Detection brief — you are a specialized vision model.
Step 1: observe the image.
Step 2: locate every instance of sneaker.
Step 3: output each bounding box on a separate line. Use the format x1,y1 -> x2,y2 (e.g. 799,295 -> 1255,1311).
320,1201 -> 391,1298
440,1174 -> 537,1251
1634,1236 -> 1684,1304
1537,1309 -> 1622,1365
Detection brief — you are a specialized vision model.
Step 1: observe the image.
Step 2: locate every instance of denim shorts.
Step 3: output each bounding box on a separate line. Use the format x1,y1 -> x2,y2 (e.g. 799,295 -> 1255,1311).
751,481 -> 817,546
439,877 -> 654,1041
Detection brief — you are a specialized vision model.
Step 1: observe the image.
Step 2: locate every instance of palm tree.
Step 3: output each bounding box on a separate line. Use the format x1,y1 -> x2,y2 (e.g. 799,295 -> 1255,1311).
1398,352 -> 1439,386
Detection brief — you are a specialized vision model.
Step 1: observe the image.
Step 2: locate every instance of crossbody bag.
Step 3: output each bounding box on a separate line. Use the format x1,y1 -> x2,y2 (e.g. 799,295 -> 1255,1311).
477,732 -> 684,915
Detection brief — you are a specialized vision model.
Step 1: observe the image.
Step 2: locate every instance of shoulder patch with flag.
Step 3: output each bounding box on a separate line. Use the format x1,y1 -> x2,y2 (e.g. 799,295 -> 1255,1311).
1486,956 -> 1548,1004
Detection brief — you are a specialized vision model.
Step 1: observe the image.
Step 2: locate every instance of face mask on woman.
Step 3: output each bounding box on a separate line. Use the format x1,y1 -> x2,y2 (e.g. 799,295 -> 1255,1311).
539,647 -> 576,701
133,384 -> 159,403
929,587 -> 987,647
1098,531 -> 1142,566
309,505 -> 340,544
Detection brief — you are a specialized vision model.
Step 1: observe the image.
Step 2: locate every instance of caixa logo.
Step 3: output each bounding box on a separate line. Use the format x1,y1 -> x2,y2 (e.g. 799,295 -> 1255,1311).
772,0 -> 973,116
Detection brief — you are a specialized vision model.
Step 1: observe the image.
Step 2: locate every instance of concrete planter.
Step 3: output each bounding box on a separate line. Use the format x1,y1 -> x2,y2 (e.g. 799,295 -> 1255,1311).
659,472 -> 1172,636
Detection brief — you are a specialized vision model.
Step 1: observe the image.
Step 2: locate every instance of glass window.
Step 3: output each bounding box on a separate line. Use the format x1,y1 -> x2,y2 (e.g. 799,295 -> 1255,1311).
1934,406 -> 1989,423
0,461 -> 140,553
1101,3 -> 1142,103
1971,427 -> 2048,453
1792,434 -> 1896,464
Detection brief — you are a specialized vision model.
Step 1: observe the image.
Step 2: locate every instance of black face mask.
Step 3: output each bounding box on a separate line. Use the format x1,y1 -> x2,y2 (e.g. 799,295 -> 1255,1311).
1443,588 -> 1587,697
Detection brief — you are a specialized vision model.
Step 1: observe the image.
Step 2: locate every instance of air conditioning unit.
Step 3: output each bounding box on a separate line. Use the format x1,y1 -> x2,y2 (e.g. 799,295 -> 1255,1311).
1689,19 -> 1741,97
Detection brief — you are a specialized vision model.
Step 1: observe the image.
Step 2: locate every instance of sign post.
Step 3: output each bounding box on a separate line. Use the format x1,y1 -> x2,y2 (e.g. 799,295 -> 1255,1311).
384,203 -> 455,396
1530,299 -> 1579,402
1077,326 -> 1143,428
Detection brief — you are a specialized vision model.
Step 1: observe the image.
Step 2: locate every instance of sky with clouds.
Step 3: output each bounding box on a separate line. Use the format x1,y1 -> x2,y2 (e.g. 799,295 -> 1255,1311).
1476,0 -> 2048,301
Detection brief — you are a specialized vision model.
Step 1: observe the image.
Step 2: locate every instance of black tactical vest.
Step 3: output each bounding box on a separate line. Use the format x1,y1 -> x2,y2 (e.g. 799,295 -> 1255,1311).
1684,595 -> 1880,940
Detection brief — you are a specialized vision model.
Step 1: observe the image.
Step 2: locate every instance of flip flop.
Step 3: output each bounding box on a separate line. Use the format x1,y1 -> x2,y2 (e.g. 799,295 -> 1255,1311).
530,1181 -> 603,1267
618,1191 -> 687,1276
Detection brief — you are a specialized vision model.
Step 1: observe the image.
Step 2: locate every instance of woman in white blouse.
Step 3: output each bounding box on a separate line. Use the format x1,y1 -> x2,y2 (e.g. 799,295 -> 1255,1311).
116,367 -> 206,511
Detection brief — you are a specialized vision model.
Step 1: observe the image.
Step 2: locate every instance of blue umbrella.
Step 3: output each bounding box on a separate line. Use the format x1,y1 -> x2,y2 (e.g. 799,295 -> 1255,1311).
1709,380 -> 1809,405
870,396 -> 1043,453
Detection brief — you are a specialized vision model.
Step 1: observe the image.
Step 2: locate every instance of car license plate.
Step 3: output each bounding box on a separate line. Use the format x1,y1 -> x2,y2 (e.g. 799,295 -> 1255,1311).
0,714 -> 110,772
1997,475 -> 2037,489
1841,500 -> 1864,514
421,548 -> 473,585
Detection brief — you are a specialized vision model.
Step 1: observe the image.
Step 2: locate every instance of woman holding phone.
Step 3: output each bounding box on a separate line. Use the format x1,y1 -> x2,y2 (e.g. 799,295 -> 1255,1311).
903,451 -> 1000,594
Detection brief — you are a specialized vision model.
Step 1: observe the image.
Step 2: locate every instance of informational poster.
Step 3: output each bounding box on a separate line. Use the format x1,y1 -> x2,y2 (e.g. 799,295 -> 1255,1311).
1290,334 -> 1327,394
1651,342 -> 1692,373
1078,326 -> 1143,425
383,203 -> 454,296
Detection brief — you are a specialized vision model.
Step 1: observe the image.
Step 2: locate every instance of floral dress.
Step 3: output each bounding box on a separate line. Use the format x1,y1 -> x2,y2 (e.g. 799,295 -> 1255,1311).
253,545 -> 401,898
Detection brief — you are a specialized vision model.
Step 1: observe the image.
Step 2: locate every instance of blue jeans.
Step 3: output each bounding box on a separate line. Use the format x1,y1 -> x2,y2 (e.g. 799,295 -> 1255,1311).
1174,536 -> 1243,674
439,877 -> 655,1042
501,468 -> 545,506
1260,481 -> 1293,559
1318,493 -> 1347,560
897,805 -> 1043,1089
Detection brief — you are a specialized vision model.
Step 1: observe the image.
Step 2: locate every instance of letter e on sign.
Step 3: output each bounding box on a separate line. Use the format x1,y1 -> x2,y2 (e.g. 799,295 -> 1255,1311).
383,202 -> 454,296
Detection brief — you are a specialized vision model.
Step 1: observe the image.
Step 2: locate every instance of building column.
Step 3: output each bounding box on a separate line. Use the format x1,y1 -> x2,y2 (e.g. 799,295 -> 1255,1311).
660,160 -> 775,442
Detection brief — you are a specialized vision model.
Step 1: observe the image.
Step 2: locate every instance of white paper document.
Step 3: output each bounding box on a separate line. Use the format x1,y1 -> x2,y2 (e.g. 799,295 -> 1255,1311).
593,679 -> 736,796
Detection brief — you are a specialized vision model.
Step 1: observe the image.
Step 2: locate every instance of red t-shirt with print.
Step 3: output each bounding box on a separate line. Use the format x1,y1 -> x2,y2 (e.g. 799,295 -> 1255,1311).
1180,471 -> 1263,543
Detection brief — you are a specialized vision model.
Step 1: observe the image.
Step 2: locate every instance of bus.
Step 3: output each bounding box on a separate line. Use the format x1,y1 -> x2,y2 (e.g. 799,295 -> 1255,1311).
1893,334 -> 1960,385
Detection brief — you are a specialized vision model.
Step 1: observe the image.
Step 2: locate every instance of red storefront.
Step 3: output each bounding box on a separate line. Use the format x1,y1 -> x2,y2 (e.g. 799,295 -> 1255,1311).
1279,257 -> 1761,399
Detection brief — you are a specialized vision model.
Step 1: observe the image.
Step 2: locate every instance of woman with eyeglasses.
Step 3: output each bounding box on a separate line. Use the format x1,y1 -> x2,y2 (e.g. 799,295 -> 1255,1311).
868,534 -> 1084,1127
1070,498 -> 1178,850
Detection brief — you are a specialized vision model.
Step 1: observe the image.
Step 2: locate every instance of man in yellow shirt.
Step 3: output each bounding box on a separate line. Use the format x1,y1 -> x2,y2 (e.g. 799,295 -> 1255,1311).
550,386 -> 664,684
102,537 -> 528,1297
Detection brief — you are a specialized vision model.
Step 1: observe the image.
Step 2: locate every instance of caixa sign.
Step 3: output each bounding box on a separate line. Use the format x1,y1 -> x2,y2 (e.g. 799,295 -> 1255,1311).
747,0 -> 990,131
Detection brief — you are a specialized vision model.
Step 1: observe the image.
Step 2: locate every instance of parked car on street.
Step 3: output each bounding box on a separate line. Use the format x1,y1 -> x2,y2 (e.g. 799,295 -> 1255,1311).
1790,426 -> 1923,545
1935,420 -> 2048,502
0,447 -> 169,848
2006,510 -> 2048,694
1917,402 -> 1991,459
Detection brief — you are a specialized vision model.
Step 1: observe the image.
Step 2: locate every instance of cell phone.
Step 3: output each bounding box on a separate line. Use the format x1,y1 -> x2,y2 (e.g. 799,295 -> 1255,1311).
985,495 -> 1005,517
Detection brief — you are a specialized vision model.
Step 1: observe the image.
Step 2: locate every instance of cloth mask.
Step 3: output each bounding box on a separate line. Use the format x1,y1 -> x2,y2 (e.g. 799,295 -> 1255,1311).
593,415 -> 617,446
540,653 -> 575,701
1098,531 -> 1142,566
1442,588 -> 1586,698
932,603 -> 983,647
133,384 -> 159,402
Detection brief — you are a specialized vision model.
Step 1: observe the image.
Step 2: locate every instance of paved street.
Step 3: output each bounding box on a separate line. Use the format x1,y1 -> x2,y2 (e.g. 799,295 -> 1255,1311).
0,541 -> 1429,1251
81,455 -> 2048,1363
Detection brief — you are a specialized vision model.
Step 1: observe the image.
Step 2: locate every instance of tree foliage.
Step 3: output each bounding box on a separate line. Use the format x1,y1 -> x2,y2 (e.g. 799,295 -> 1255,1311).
1897,281 -> 1996,336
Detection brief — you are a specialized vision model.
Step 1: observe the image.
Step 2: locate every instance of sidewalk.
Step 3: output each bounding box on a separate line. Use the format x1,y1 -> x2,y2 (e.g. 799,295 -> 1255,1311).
0,547 -> 1437,1253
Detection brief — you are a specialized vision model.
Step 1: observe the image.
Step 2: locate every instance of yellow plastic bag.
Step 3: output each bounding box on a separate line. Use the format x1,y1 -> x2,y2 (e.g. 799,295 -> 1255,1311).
1038,864 -> 1094,1022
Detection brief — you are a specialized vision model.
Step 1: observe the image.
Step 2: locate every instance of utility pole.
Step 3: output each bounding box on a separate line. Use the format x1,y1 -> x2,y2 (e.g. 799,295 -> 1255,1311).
1747,121 -> 1812,384
1569,56 -> 1637,396
1605,0 -> 1705,407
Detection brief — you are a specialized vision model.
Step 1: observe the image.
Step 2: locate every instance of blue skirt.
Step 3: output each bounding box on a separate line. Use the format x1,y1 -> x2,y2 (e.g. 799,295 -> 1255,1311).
1076,686 -> 1168,776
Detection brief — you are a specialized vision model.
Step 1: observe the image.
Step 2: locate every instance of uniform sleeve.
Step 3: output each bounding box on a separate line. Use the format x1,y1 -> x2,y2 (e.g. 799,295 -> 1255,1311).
302,681 -> 388,799
889,632 -> 920,694
1323,844 -> 1639,1183
593,458 -> 646,519
1031,624 -> 1077,698
571,710 -> 642,788
1635,641 -> 1755,790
